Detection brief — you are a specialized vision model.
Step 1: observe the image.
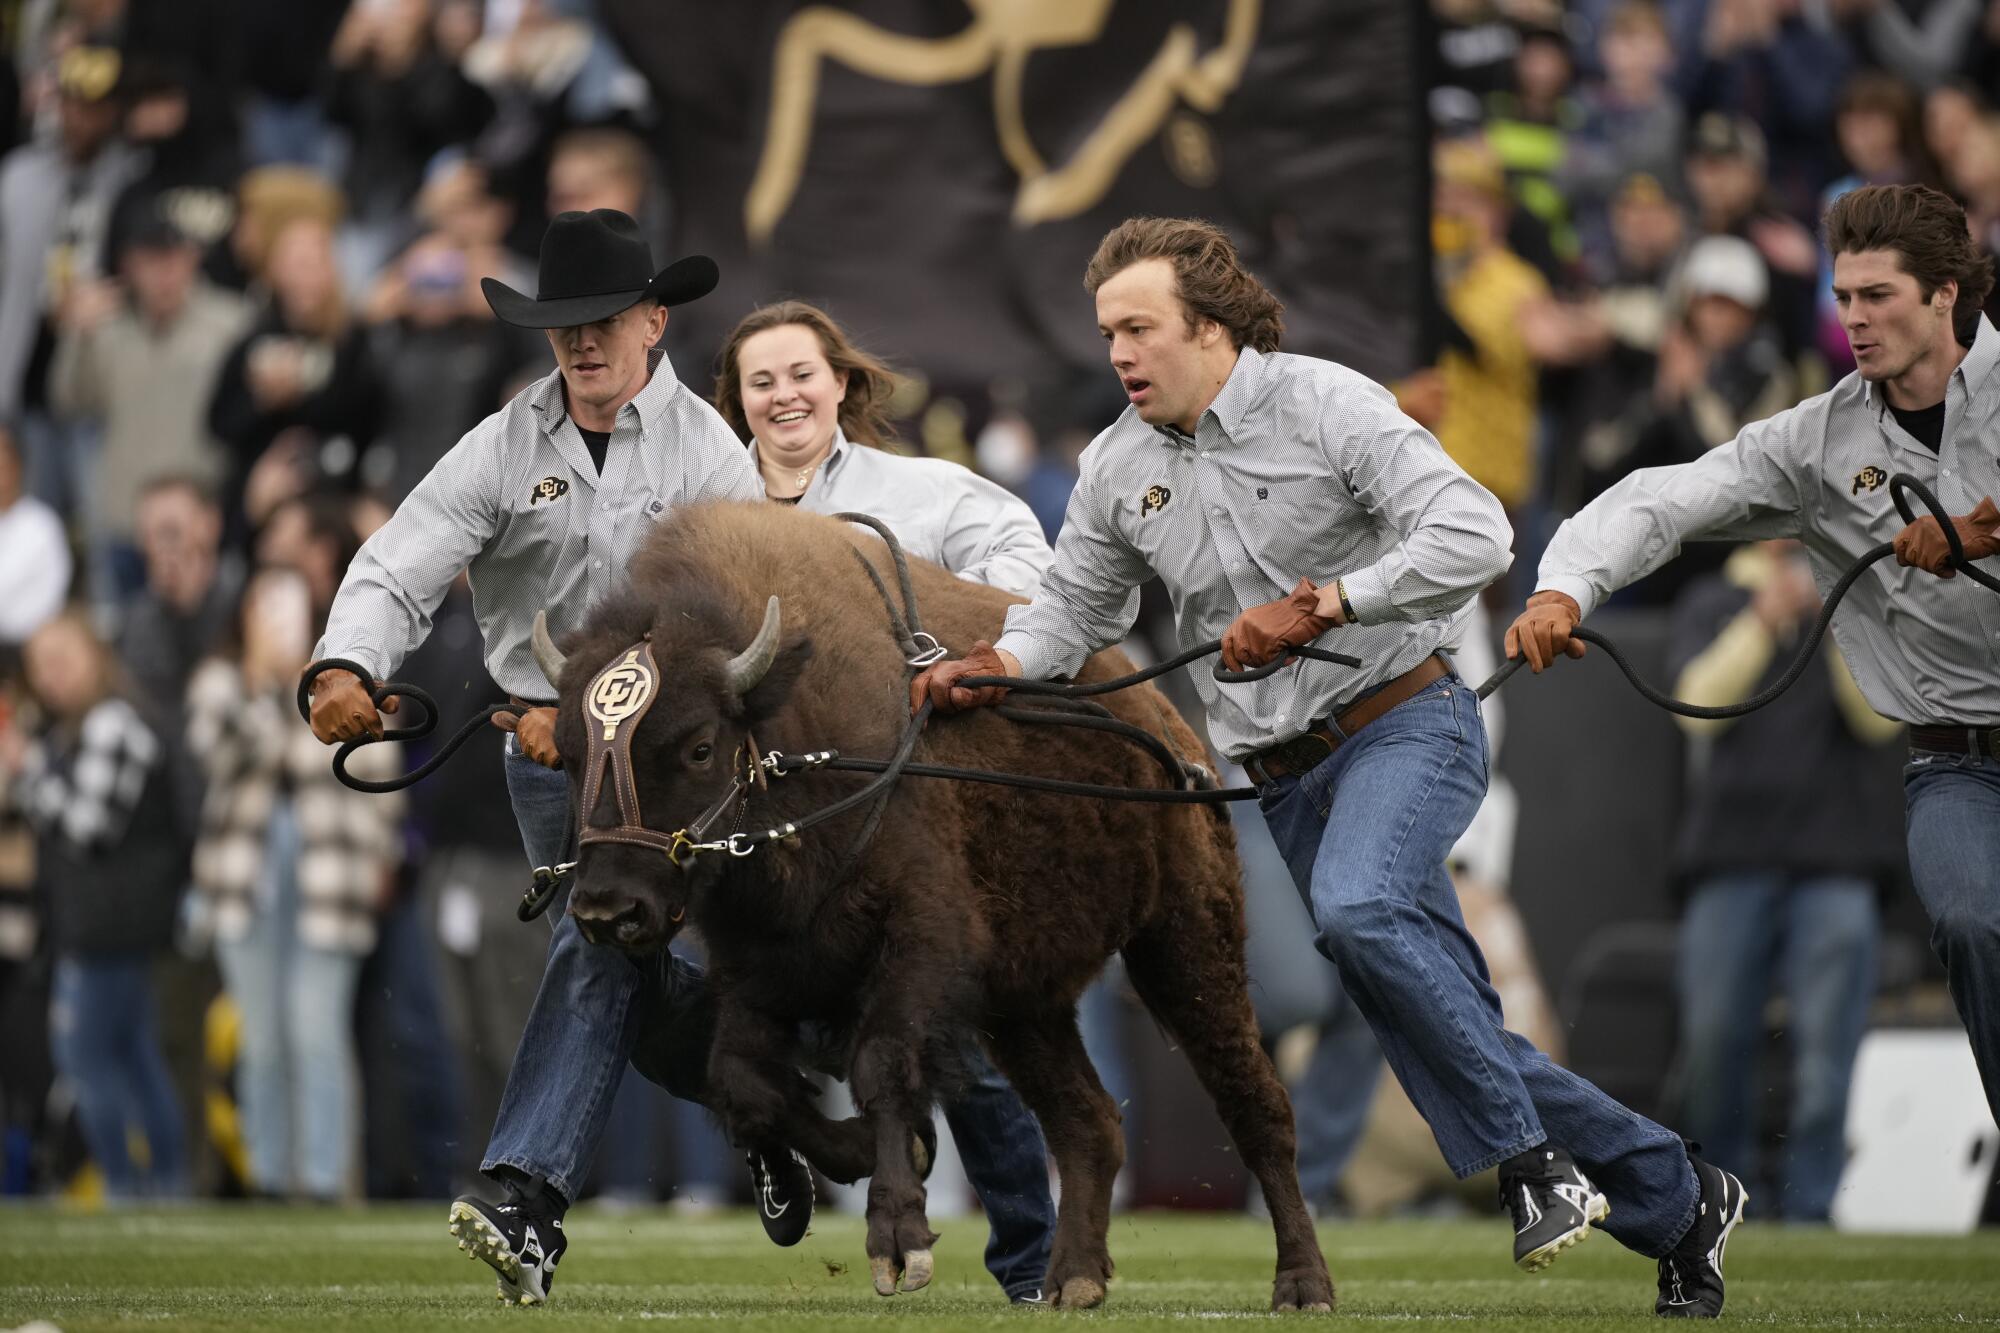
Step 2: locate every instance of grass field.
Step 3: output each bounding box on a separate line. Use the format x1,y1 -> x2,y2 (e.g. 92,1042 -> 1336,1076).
2,1205 -> 1997,1331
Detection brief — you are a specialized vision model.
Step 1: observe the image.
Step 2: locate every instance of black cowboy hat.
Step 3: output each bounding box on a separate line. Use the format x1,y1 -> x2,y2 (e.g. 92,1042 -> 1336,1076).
481,209 -> 717,329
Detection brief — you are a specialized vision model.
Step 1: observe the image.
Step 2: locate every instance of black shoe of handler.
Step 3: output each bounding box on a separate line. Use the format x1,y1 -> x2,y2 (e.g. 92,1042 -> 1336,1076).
1500,1144 -> 1611,1272
748,1147 -> 815,1247
448,1178 -> 568,1305
1656,1151 -> 1748,1318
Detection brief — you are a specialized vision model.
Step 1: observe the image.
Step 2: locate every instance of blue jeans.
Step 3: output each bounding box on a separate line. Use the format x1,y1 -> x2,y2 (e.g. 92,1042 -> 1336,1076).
1675,873 -> 1877,1221
484,746 -> 1052,1295
1905,752 -> 2000,1121
214,800 -> 363,1198
49,956 -> 185,1198
1257,673 -> 1698,1256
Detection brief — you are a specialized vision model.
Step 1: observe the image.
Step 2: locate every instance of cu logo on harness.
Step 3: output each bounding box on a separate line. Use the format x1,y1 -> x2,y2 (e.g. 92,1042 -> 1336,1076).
1851,465 -> 1888,495
531,476 -> 570,505
1140,484 -> 1172,516
586,648 -> 655,741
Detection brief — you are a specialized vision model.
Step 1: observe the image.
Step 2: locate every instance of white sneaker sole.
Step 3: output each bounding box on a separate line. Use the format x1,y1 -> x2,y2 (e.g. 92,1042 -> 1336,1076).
1517,1191 -> 1611,1273
447,1201 -> 541,1306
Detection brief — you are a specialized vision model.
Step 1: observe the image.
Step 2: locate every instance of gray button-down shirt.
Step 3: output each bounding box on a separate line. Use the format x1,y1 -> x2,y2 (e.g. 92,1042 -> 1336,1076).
994,347 -> 1514,761
755,429 -> 1052,595
317,350 -> 761,699
1539,316 -> 2000,726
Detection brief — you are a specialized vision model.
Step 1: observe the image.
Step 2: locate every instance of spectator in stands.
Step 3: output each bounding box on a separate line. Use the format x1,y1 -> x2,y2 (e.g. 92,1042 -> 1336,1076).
1483,25 -> 1584,277
363,230 -> 539,502
255,490 -> 364,622
1665,539 -> 1904,1220
1677,0 -> 1854,218
4,609 -> 186,1198
1563,1 -> 1685,265
49,205 -> 249,600
209,216 -> 383,524
1858,0 -> 1990,91
1620,235 -> 1796,603
1683,112 -> 1821,362
543,127 -> 661,255
1431,137 -> 1609,516
0,41 -> 142,511
186,564 -> 403,1201
328,0 -> 493,284
109,53 -> 242,287
118,477 -> 238,709
0,424 -> 72,649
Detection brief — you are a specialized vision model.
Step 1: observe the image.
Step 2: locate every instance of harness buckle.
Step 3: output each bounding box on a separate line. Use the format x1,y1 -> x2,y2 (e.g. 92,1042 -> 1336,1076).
725,832 -> 757,857
906,632 -> 948,669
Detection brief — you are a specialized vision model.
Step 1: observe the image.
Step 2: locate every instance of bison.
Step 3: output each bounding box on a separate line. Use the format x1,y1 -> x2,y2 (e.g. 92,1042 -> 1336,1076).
531,500 -> 1334,1312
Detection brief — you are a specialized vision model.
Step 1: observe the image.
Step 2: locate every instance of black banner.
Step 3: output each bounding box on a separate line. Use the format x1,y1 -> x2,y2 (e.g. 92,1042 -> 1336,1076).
601,0 -> 1428,400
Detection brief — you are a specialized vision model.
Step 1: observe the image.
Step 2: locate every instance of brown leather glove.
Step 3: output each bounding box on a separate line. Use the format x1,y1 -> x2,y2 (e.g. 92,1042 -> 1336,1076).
1893,496 -> 2000,577
305,667 -> 398,744
1220,577 -> 1335,672
1503,590 -> 1588,672
910,641 -> 1011,715
494,706 -> 561,768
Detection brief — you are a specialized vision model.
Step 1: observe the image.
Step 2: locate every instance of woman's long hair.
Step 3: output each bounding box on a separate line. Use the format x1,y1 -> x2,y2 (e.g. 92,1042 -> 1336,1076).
712,300 -> 901,449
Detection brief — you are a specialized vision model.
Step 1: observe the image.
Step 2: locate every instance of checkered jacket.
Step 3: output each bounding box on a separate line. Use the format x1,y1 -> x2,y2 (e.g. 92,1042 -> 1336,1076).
185,660 -> 405,954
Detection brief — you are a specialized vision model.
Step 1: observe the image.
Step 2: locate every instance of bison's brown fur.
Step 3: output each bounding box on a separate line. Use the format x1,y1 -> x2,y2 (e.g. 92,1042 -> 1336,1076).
549,501 -> 1333,1312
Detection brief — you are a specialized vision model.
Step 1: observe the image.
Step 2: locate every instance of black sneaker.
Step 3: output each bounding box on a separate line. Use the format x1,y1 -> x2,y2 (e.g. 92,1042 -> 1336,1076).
748,1148 -> 814,1247
447,1182 -> 568,1306
1656,1153 -> 1747,1318
1500,1144 -> 1611,1272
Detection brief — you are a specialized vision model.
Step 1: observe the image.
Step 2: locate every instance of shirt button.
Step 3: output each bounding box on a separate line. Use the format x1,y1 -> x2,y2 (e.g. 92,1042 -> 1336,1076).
593,560 -> 604,570
601,501 -> 611,511
1212,505 -> 1224,516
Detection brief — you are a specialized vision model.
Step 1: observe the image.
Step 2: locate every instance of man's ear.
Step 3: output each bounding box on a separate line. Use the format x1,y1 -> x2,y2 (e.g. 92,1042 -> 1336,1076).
737,636 -> 815,721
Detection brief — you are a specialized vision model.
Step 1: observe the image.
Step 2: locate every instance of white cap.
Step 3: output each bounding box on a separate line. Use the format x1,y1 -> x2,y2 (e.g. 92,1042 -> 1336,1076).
1681,235 -> 1768,310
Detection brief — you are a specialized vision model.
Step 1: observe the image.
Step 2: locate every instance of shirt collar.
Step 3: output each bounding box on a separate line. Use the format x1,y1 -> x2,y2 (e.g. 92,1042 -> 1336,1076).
1156,346 -> 1265,448
747,426 -> 852,483
1859,315 -> 1998,412
529,346 -> 683,434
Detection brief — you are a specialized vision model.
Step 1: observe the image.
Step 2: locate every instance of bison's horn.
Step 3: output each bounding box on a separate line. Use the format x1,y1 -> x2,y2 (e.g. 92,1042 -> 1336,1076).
723,596 -> 782,697
531,610 -> 569,687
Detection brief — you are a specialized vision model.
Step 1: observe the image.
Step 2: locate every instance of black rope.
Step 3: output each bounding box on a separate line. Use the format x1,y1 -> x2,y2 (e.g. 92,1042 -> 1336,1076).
1475,473 -> 2000,715
295,658 -> 525,794
995,703 -> 1193,788
768,751 -> 1264,803
955,638 -> 1361,698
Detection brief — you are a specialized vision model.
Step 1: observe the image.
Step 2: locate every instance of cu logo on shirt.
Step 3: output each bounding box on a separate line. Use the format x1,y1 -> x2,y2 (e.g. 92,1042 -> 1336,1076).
530,476 -> 570,505
1140,485 -> 1172,516
1851,465 -> 1888,495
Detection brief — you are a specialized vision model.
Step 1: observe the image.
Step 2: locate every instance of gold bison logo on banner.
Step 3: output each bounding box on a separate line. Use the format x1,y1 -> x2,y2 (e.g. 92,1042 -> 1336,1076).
745,0 -> 1261,244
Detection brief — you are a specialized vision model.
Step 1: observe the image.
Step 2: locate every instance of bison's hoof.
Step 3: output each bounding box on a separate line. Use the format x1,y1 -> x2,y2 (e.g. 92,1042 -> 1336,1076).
1055,1277 -> 1106,1309
899,1248 -> 934,1292
870,1255 -> 900,1297
1271,1267 -> 1336,1313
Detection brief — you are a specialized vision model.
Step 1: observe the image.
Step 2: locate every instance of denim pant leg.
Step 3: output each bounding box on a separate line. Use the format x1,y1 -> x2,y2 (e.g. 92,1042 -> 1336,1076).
1676,874 -> 1785,1187
289,946 -> 362,1199
50,957 -> 139,1196
1777,876 -> 1877,1221
215,912 -> 289,1193
110,958 -> 186,1195
940,1043 -> 1053,1301
481,746 -> 648,1203
1904,757 -> 2000,1122
1263,678 -> 1696,1256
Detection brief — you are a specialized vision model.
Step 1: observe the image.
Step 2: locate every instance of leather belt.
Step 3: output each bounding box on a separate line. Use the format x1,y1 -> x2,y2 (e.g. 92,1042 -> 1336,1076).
1908,723 -> 2000,759
1244,655 -> 1452,786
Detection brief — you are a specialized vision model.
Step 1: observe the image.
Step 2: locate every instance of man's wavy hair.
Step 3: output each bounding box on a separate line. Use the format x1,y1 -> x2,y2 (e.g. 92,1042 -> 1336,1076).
1084,217 -> 1284,353
1823,185 -> 1996,347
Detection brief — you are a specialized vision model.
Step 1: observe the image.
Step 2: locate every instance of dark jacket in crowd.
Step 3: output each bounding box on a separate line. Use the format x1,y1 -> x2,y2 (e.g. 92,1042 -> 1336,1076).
1665,563 -> 1908,892
16,697 -> 186,957
209,306 -> 383,500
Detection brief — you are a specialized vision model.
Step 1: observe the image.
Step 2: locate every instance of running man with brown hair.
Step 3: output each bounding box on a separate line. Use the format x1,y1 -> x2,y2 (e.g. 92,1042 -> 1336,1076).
915,216 -> 1738,1319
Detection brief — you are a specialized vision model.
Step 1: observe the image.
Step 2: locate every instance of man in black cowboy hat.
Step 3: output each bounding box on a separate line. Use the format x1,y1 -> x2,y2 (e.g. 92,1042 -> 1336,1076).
305,210 -> 814,1303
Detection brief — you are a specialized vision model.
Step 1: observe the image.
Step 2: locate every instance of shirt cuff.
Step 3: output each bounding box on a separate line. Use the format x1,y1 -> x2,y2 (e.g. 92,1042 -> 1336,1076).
1535,574 -> 1600,620
992,630 -> 1053,681
313,644 -> 386,684
1337,567 -> 1394,626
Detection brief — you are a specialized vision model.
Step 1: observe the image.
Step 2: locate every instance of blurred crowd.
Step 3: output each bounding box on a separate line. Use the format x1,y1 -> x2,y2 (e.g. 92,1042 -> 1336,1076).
0,0 -> 1988,1218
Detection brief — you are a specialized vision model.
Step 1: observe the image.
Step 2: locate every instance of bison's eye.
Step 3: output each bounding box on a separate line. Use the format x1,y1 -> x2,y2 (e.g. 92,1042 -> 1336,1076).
689,742 -> 714,765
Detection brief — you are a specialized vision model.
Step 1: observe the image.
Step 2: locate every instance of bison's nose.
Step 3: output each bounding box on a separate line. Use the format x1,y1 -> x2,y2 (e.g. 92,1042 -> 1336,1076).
572,897 -> 654,950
